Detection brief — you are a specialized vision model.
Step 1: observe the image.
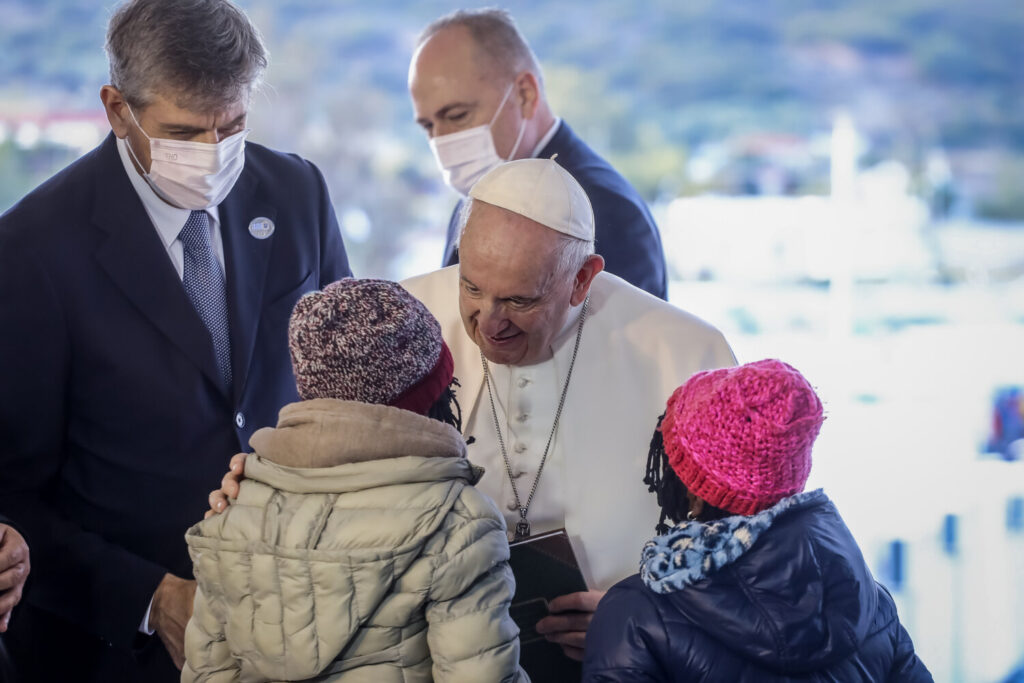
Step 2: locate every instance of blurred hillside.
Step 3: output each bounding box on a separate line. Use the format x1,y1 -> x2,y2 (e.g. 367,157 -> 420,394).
1,0 -> 1022,274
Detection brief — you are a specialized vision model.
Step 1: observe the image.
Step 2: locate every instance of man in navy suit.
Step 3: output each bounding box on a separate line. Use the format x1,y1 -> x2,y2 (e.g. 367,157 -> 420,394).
0,1 -> 350,680
409,9 -> 668,300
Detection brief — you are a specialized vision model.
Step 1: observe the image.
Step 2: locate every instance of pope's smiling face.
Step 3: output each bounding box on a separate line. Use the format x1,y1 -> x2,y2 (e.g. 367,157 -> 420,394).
457,200 -> 582,367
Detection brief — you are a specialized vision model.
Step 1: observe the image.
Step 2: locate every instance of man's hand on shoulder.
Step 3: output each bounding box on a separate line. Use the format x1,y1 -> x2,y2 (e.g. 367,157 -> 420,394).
535,589 -> 606,661
205,452 -> 247,519
150,573 -> 197,670
0,523 -> 30,632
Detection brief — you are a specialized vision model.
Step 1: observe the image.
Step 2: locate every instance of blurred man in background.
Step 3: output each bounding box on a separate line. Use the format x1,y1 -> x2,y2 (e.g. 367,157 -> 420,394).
0,0 -> 350,680
409,8 -> 669,300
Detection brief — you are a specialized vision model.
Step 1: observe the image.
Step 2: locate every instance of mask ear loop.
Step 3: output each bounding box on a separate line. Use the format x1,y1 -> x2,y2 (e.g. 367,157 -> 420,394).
122,104 -> 152,173
488,84 -> 515,127
505,113 -> 528,161
125,105 -> 152,141
490,82 -> 529,161
120,104 -> 185,207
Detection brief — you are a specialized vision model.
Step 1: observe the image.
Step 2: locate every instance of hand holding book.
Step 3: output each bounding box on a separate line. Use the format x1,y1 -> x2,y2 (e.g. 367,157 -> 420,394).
535,589 -> 606,661
508,528 -> 604,681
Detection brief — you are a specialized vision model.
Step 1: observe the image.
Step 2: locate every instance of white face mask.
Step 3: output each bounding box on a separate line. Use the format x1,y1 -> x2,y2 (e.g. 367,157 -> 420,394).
429,84 -> 528,196
125,106 -> 249,210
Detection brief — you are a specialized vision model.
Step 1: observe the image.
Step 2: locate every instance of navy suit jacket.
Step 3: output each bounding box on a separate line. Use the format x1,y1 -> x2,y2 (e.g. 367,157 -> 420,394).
443,120 -> 668,299
0,133 -> 350,680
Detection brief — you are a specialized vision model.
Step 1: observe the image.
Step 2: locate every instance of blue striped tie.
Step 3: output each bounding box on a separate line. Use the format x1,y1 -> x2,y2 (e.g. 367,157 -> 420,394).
178,210 -> 233,389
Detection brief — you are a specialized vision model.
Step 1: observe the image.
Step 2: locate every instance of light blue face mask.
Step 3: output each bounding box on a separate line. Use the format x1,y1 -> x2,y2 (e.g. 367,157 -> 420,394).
124,105 -> 250,209
428,84 -> 527,196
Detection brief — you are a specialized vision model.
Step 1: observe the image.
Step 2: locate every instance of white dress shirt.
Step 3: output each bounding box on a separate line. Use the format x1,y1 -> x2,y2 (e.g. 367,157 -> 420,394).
530,117 -> 561,159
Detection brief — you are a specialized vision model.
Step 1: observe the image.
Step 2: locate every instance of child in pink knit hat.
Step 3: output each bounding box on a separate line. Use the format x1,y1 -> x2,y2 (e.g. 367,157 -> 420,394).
583,359 -> 932,682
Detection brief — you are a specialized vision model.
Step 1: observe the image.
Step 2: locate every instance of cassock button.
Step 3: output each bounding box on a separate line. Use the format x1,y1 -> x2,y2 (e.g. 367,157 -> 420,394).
514,442 -> 527,454
516,413 -> 529,423
506,500 -> 518,511
517,376 -> 531,388
235,412 -> 245,429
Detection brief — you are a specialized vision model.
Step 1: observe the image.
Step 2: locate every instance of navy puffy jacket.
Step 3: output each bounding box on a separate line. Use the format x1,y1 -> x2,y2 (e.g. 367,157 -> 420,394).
583,493 -> 932,682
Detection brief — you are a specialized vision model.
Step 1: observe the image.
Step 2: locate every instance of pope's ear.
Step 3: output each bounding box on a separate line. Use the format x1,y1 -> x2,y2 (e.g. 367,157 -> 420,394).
570,254 -> 604,306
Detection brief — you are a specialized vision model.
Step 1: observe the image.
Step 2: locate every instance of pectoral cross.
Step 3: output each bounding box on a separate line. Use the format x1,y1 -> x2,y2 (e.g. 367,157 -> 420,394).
514,508 -> 531,540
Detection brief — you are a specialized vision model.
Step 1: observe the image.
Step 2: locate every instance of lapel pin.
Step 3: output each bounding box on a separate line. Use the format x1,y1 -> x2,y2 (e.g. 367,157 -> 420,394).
248,217 -> 275,239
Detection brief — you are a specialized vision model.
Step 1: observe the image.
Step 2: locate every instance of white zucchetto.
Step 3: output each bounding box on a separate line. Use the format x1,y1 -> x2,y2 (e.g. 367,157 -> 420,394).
468,157 -> 595,241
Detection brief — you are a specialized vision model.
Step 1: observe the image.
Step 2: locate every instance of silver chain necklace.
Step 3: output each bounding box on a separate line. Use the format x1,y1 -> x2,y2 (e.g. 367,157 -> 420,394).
480,296 -> 589,540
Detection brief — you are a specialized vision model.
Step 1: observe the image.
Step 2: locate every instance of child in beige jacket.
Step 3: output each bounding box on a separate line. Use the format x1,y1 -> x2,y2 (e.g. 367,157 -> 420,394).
183,278 -> 525,682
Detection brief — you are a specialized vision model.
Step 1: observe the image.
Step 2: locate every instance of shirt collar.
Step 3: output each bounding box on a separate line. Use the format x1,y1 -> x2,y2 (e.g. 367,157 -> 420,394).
530,117 -> 561,158
115,135 -> 220,247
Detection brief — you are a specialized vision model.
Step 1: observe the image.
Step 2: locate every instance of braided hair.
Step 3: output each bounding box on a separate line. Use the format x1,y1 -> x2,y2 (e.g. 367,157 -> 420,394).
427,377 -> 463,432
644,412 -> 730,534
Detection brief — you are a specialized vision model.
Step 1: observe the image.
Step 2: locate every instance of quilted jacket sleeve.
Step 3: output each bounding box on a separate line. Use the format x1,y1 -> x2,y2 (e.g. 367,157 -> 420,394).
888,621 -> 934,682
582,580 -> 668,683
425,489 -> 527,683
181,583 -> 241,683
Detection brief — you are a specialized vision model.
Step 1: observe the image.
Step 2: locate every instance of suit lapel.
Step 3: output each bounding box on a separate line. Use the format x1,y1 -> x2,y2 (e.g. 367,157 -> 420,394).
218,167 -> 275,405
92,134 -> 225,393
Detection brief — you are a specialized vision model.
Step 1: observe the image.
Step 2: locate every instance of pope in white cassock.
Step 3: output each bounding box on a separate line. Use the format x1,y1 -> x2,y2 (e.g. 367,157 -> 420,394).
209,158 -> 735,664
401,158 -> 736,660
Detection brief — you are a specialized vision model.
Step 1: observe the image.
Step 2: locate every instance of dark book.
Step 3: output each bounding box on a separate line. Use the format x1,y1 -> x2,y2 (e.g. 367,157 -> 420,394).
508,528 -> 588,683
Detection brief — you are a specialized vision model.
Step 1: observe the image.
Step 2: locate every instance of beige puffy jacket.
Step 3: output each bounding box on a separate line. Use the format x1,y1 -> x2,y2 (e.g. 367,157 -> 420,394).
182,399 -> 526,682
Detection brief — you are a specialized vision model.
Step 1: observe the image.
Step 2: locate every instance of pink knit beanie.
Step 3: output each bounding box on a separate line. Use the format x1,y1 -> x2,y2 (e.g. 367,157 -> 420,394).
288,278 -> 453,415
660,359 -> 824,515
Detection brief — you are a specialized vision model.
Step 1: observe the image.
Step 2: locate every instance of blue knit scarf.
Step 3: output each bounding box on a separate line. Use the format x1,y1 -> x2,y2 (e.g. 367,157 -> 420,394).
640,489 -> 825,594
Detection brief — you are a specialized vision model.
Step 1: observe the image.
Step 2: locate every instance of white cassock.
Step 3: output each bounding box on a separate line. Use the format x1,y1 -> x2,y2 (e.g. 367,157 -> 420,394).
402,266 -> 736,590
